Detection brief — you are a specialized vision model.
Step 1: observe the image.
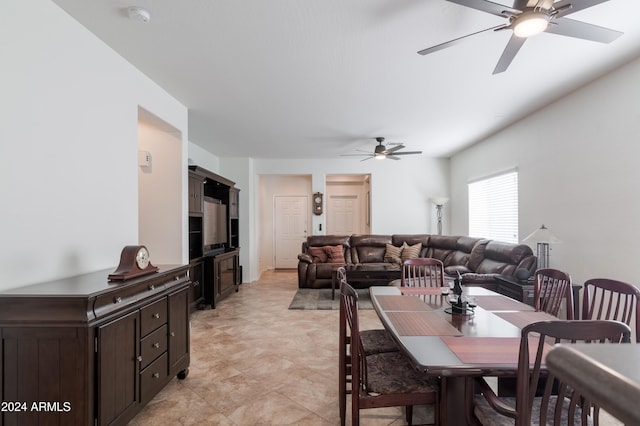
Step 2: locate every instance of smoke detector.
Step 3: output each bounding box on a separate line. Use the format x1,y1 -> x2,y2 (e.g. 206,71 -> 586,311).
128,6 -> 151,23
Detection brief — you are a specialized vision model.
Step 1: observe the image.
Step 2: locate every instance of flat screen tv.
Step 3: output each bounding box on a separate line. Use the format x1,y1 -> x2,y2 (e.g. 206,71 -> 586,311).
203,196 -> 228,249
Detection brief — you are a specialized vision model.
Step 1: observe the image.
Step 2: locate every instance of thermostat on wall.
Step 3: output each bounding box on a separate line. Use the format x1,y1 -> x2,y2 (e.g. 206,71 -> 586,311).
138,151 -> 151,167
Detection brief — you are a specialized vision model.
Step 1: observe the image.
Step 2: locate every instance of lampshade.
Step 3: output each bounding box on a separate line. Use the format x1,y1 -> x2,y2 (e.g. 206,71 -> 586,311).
430,196 -> 449,206
522,224 -> 561,244
513,11 -> 550,38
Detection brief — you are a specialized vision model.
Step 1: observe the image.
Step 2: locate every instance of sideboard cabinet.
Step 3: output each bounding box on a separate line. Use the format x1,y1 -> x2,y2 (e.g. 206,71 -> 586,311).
0,265 -> 190,426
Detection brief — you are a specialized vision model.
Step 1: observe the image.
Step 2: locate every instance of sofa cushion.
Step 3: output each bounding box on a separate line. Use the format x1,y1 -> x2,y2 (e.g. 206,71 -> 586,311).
384,244 -> 403,264
391,235 -> 430,257
401,242 -> 422,262
350,235 -> 392,263
325,245 -> 346,263
308,246 -> 328,263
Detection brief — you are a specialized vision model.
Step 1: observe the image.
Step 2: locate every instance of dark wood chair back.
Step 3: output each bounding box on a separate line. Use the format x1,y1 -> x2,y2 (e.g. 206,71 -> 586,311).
401,258 -> 445,288
582,278 -> 640,342
470,320 -> 631,426
534,268 -> 574,319
340,279 -> 439,425
516,320 -> 631,426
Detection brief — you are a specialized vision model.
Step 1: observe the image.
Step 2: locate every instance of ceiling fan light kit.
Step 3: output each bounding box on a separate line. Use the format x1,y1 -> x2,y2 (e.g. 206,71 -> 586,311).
513,11 -> 551,38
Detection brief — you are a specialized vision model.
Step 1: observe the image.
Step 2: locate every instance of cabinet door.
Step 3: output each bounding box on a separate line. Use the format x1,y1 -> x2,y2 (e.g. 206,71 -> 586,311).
168,287 -> 190,378
1,327 -> 89,425
188,175 -> 204,214
228,188 -> 239,219
188,259 -> 205,311
217,253 -> 237,299
97,310 -> 140,426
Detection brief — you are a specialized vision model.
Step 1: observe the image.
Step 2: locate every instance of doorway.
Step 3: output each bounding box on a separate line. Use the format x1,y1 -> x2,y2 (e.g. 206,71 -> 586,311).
326,174 -> 371,235
274,196 -> 308,269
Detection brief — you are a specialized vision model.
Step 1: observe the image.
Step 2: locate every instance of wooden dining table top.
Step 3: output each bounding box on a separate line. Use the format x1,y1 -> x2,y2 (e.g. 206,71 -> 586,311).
370,286 -> 557,376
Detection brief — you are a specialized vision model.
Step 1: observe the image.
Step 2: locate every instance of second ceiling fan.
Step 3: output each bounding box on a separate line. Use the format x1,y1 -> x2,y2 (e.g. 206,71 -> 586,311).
418,0 -> 623,74
342,137 -> 422,161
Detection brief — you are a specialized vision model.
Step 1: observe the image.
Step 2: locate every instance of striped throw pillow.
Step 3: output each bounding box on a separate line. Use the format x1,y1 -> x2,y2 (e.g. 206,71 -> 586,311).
384,244 -> 403,264
401,242 -> 422,262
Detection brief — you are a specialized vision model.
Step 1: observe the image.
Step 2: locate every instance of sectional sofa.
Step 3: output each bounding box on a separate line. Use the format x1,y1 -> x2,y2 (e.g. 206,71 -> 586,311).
297,234 -> 537,289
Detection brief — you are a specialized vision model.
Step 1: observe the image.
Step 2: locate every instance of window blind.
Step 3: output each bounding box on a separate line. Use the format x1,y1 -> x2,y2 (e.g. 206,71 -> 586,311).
468,170 -> 518,244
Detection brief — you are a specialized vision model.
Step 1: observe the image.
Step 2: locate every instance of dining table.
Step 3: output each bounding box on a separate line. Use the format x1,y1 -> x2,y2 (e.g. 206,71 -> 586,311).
546,343 -> 640,425
370,285 -> 558,425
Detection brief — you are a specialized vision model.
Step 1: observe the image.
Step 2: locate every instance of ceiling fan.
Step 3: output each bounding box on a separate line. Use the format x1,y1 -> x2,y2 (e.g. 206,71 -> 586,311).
418,0 -> 623,74
341,137 -> 423,161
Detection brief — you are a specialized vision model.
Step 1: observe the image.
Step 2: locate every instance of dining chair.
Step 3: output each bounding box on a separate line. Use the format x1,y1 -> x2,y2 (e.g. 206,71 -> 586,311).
468,319 -> 632,426
340,280 -> 440,426
337,267 -> 399,426
534,268 -> 574,319
401,258 -> 445,288
582,278 -> 640,342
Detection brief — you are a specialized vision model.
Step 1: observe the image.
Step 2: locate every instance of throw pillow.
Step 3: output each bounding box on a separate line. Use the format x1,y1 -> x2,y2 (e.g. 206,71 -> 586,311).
401,242 -> 422,262
384,244 -> 403,264
308,246 -> 328,263
324,245 -> 346,263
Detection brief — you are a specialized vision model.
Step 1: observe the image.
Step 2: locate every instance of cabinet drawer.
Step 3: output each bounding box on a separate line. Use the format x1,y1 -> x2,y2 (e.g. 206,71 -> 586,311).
140,298 -> 167,336
140,352 -> 168,405
140,324 -> 167,370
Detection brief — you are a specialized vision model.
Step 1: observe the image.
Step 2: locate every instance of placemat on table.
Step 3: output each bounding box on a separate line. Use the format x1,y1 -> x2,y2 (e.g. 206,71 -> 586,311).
473,295 -> 535,312
494,311 -> 558,329
375,295 -> 437,311
386,311 -> 463,336
440,336 -> 547,365
400,287 -> 445,295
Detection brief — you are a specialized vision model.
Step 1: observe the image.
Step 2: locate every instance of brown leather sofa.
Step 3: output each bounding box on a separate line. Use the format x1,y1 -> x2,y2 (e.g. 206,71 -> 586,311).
297,234 -> 536,289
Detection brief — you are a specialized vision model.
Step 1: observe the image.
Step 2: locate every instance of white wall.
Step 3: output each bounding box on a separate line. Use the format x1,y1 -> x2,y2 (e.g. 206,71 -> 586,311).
450,56 -> 640,287
0,1 -> 188,290
138,117 -> 183,264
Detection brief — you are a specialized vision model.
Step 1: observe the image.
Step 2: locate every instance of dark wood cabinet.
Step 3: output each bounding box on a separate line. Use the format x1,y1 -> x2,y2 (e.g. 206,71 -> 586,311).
188,165 -> 242,310
0,265 -> 190,426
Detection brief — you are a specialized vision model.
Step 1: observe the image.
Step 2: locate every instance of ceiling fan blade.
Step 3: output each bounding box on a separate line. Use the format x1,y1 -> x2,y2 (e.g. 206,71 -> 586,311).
360,156 -> 374,162
492,34 -> 526,74
552,0 -> 611,18
340,153 -> 371,157
383,144 -> 405,154
446,0 -> 520,17
418,24 -> 507,55
546,17 -> 622,43
390,151 -> 423,155
386,155 -> 401,160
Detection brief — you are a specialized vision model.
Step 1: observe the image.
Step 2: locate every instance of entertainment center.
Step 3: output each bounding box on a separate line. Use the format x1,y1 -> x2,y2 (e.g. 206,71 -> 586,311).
188,165 -> 241,310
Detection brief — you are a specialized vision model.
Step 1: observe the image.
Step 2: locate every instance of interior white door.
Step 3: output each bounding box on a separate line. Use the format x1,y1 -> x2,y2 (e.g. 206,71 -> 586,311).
274,196 -> 308,269
327,195 -> 361,234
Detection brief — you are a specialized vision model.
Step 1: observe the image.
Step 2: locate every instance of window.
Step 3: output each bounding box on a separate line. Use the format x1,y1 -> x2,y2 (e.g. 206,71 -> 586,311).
468,170 -> 518,243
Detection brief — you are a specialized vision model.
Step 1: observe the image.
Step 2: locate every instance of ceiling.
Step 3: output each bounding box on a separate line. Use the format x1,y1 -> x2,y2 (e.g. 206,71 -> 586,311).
53,0 -> 640,159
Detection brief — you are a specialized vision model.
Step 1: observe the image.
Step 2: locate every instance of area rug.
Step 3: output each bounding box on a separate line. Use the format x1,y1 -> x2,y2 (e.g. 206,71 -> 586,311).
288,288 -> 373,310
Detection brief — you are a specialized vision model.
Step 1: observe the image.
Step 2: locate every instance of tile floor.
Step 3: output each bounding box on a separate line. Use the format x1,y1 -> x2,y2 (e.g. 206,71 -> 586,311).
130,270 -> 623,426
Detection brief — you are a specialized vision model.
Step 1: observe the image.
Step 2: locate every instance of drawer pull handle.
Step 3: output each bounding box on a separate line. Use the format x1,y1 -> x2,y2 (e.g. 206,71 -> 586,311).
137,356 -> 143,362
152,373 -> 160,379
153,343 -> 160,349
149,284 -> 155,290
175,276 -> 180,281
153,313 -> 160,319
170,332 -> 176,337
114,297 -> 122,304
